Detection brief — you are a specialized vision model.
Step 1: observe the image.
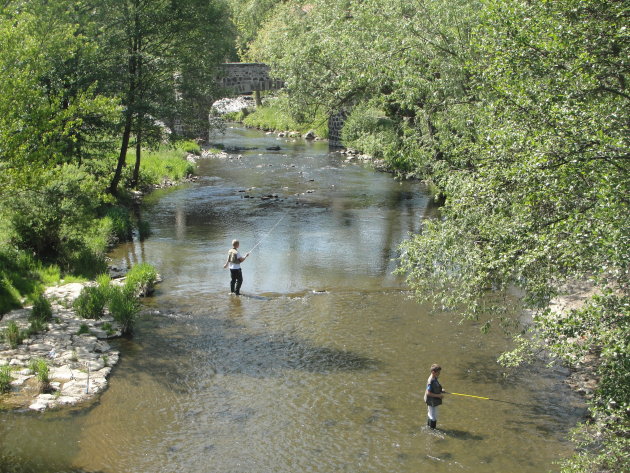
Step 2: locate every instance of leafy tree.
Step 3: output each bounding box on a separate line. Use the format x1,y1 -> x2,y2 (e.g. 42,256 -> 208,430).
92,0 -> 236,194
226,0 -> 284,57
248,0 -> 480,170
0,1 -> 119,197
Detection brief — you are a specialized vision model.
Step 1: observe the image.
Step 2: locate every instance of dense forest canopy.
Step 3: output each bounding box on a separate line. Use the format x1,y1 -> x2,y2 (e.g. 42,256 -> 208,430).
0,1 -> 628,472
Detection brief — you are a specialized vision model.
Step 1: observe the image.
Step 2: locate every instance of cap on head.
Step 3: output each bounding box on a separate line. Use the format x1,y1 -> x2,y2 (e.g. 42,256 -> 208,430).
430,364 -> 442,372
232,239 -> 239,247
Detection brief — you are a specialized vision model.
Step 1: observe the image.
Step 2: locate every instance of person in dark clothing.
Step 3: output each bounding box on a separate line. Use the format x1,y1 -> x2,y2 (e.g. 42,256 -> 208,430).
223,239 -> 249,295
424,363 -> 447,429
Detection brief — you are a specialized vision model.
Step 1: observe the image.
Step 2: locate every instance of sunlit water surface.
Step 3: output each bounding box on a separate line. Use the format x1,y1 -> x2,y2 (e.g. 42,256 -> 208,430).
0,126 -> 585,473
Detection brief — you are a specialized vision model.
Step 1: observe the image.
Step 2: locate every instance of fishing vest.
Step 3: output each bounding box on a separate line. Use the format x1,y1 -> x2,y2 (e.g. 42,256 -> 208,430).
228,248 -> 239,264
425,378 -> 443,406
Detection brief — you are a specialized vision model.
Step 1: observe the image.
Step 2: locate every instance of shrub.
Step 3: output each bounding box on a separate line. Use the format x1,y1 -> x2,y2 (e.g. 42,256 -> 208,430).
29,358 -> 50,392
0,275 -> 22,315
108,286 -> 139,336
3,321 -> 23,349
103,206 -> 133,243
0,247 -> 42,314
241,94 -> 329,138
340,103 -> 398,159
27,318 -> 46,336
7,165 -> 104,263
73,285 -> 107,319
96,273 -> 112,298
129,146 -> 195,189
31,294 -> 52,322
101,322 -> 115,336
77,323 -> 90,335
0,365 -> 12,393
124,263 -> 158,296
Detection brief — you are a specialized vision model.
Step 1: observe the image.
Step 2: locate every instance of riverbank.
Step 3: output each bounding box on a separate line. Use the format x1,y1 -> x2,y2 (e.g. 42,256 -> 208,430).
0,281 -> 122,411
213,96 -> 394,173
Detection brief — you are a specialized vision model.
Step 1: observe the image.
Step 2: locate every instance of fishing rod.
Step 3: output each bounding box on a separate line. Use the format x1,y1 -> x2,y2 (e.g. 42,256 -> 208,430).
449,392 -> 524,406
246,212 -> 286,254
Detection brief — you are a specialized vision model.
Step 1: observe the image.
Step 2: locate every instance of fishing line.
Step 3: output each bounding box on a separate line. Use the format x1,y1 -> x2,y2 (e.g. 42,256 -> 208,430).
450,392 -> 526,406
450,392 -> 489,400
246,212 -> 287,254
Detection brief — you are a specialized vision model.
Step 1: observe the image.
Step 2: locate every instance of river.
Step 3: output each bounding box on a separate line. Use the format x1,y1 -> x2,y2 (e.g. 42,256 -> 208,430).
0,126 -> 585,473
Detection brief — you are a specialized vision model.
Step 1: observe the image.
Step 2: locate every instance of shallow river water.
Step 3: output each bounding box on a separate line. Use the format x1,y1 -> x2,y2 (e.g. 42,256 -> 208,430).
1,126 -> 586,473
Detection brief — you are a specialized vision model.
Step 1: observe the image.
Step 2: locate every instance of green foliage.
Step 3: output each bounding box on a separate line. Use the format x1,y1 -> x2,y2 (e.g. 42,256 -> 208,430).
7,165 -> 107,264
28,358 -> 50,385
128,146 -> 196,189
175,140 -> 201,155
0,2 -> 121,197
341,103 -> 398,159
0,276 -> 22,315
101,322 -> 115,337
73,285 -> 108,320
76,323 -> 90,336
0,247 -> 44,314
124,263 -> 158,297
241,94 -> 328,137
2,321 -> 23,349
102,206 -> 133,243
30,294 -> 52,322
107,285 -> 139,336
0,365 -> 12,393
227,0 -> 285,56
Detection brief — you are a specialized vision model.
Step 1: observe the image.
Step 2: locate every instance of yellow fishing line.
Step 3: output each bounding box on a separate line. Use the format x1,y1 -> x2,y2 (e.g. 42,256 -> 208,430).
450,392 -> 490,400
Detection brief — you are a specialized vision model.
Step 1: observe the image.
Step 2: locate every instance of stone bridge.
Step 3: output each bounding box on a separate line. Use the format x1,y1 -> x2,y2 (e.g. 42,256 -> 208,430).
219,63 -> 284,96
218,63 -> 345,148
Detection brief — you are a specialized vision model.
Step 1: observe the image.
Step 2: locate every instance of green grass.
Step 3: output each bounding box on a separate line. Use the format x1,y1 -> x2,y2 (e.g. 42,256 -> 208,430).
127,142 -> 196,189
0,365 -> 12,393
2,321 -> 23,349
239,95 -> 329,138
124,263 -> 158,296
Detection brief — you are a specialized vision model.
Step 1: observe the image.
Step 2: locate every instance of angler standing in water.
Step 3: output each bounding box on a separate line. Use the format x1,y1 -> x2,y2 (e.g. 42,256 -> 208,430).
424,364 -> 447,429
223,239 -> 249,295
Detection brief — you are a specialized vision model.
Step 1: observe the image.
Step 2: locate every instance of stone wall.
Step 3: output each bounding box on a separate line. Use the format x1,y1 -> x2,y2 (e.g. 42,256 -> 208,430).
328,110 -> 348,148
220,63 -> 284,95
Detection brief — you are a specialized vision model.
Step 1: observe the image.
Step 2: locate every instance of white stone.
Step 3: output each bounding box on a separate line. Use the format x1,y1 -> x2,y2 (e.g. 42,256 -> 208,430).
56,396 -> 79,405
50,366 -> 74,381
29,401 -> 49,411
29,343 -> 53,352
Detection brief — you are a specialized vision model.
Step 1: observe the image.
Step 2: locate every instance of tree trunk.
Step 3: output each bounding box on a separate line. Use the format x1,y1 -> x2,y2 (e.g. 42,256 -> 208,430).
132,123 -> 142,188
109,111 -> 133,195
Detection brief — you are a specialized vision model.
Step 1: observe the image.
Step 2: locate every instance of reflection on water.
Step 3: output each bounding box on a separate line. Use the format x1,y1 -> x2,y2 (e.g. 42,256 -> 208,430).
0,126 -> 584,473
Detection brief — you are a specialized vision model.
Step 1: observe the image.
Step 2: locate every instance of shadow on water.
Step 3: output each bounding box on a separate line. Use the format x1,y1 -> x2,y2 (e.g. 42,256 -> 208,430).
115,313 -> 380,394
440,428 -> 485,441
0,453 -> 105,473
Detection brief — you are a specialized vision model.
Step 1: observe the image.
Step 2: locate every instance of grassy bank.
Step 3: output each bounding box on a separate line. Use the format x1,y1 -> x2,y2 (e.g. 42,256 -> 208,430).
0,140 -> 198,316
227,95 -> 328,138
